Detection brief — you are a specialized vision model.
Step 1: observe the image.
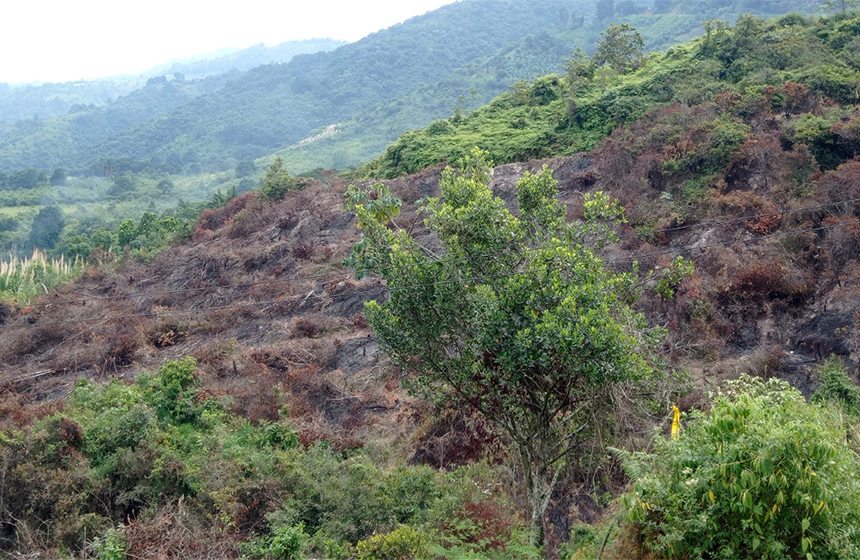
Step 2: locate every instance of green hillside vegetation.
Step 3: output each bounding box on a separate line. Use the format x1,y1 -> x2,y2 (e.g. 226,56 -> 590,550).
0,39 -> 345,125
261,0 -> 816,174
366,11 -> 860,178
0,0 -> 813,178
0,73 -> 239,172
70,0 -> 567,176
0,164 -> 254,256
0,0 -> 819,257
0,79 -> 144,124
143,38 -> 347,81
0,357 -> 542,559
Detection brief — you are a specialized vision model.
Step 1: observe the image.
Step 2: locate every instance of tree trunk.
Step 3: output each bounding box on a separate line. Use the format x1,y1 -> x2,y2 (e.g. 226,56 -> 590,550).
522,449 -> 555,556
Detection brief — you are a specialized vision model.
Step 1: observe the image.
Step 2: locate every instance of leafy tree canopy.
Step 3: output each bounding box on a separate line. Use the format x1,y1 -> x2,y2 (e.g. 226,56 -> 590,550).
593,24 -> 645,73
29,206 -> 65,250
260,157 -> 297,202
346,148 -> 664,549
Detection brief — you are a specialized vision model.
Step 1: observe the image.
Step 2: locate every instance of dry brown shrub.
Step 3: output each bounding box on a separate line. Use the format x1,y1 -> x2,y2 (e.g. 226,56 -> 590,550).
297,423 -> 365,452
124,503 -> 241,560
3,321 -> 68,360
745,345 -> 786,378
822,214 -> 860,271
718,257 -> 810,305
832,115 -> 860,158
781,82 -> 822,117
290,315 -> 325,338
819,158 -> 860,216
410,407 -> 500,468
195,192 -> 257,239
292,239 -> 316,260
227,196 -> 279,240
91,320 -> 143,374
0,392 -> 61,430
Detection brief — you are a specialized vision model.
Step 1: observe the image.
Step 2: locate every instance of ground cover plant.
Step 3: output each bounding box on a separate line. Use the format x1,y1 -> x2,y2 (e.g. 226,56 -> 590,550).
0,356 -> 543,559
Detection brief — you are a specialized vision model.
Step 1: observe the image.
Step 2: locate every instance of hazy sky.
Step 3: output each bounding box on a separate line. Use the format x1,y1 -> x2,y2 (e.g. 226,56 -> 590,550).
2,0 -> 456,84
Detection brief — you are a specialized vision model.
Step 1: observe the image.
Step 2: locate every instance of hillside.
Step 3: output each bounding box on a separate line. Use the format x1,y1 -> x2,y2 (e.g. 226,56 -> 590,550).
0,73 -> 237,174
74,0 -> 567,175
0,39 -> 345,125
366,11 -> 860,178
276,0 -> 815,173
0,0 -> 814,176
2,8 -> 860,560
141,38 -> 347,81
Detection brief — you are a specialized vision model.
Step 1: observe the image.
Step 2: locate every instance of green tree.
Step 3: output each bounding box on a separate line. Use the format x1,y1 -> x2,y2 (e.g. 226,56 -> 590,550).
109,174 -> 136,197
157,178 -> 174,194
812,355 -> 860,416
345,149 -> 661,551
116,219 -> 136,248
260,157 -> 296,202
57,233 -> 93,260
9,168 -> 47,189
565,49 -> 595,127
29,205 -> 65,249
235,157 -> 256,178
50,168 -> 67,186
593,24 -> 645,73
557,5 -> 571,29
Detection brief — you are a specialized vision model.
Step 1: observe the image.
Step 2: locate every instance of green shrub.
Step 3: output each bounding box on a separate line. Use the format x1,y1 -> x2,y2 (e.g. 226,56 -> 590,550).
93,525 -> 126,560
621,376 -> 860,559
356,525 -> 429,560
812,355 -> 860,417
140,356 -> 203,423
260,157 -> 297,202
241,523 -> 309,560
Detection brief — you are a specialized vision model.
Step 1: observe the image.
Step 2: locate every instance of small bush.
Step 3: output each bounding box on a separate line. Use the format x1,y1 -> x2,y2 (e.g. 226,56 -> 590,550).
620,376 -> 860,560
93,525 -> 126,560
241,523 -> 308,560
293,240 -> 316,260
356,525 -> 429,560
812,355 -> 860,416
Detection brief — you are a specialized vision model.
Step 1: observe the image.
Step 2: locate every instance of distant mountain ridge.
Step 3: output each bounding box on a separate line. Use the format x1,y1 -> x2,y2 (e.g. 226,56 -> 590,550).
0,38 -> 345,125
0,0 -> 815,175
142,38 -> 348,81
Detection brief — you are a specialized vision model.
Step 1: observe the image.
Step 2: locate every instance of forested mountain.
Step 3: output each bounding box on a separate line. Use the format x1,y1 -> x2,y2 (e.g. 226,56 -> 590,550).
276,0 -> 813,172
74,0 -> 571,174
0,39 -> 344,125
0,79 -> 145,124
0,73 -> 237,175
141,38 -> 347,81
0,0 -> 812,176
365,9 -> 860,177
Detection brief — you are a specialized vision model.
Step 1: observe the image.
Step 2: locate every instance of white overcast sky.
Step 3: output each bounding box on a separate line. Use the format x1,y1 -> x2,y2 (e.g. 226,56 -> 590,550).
1,0 -> 456,84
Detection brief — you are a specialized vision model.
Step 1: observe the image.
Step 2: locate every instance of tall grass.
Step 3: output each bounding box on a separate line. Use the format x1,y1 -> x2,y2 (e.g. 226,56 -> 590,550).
0,249 -> 80,304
